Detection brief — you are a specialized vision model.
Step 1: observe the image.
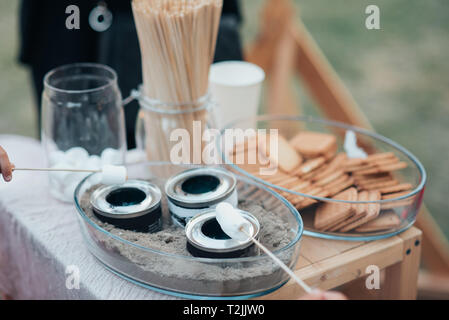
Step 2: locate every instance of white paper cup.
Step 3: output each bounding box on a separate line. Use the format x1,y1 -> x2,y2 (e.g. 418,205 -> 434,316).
209,61 -> 265,128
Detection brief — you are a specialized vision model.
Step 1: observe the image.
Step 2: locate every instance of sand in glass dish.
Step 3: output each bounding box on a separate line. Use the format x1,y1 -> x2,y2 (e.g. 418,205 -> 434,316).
132,0 -> 223,163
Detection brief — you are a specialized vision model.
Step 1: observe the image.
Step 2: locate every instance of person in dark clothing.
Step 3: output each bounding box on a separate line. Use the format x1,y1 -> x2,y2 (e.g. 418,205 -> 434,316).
18,0 -> 243,149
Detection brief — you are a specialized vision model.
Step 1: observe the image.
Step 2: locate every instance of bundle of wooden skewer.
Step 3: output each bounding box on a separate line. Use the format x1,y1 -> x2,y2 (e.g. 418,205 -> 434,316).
132,0 -> 223,162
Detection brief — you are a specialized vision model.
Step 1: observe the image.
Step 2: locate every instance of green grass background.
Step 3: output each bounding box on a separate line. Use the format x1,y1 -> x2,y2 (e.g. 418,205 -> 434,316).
1,1 -> 448,237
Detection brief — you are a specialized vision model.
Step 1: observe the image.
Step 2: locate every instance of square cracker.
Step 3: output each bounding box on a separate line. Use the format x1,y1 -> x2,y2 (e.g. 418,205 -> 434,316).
379,183 -> 413,194
259,134 -> 303,173
292,157 -> 326,176
328,190 -> 369,232
312,153 -> 347,181
314,187 -> 357,230
340,190 -> 381,232
289,131 -> 337,159
355,211 -> 401,232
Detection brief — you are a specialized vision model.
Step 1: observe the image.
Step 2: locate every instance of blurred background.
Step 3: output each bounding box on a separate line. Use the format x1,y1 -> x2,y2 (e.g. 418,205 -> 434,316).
0,0 -> 448,237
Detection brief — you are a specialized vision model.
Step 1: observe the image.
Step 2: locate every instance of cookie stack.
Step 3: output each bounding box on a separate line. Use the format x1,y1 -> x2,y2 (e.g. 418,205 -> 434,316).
232,131 -> 413,233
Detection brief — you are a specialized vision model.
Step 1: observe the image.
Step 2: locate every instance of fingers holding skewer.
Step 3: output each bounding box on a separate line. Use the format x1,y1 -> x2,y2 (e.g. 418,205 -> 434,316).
0,146 -> 13,182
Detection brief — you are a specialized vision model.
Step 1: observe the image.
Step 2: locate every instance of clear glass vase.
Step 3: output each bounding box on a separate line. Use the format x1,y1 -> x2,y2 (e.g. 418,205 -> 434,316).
135,88 -> 217,164
41,63 -> 127,202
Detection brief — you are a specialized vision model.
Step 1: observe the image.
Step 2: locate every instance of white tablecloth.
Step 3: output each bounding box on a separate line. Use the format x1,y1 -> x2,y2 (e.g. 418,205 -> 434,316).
0,135 -> 175,300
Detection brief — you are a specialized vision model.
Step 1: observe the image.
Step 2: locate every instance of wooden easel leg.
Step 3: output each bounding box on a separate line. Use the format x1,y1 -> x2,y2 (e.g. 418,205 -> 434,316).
416,206 -> 449,275
418,272 -> 449,299
290,21 -> 372,129
382,228 -> 422,299
245,0 -> 295,74
339,276 -> 379,300
247,0 -> 449,296
290,15 -> 449,278
267,28 -> 299,116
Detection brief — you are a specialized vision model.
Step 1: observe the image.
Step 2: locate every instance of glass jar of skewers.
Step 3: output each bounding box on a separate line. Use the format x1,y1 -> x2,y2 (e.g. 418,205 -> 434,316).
41,63 -> 127,203
134,87 -> 218,164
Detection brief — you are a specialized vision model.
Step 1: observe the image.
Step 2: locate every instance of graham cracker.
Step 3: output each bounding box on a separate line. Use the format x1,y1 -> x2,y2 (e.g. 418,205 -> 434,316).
326,176 -> 355,196
366,152 -> 395,162
340,190 -> 381,232
344,158 -> 366,167
369,156 -> 400,167
299,165 -> 325,180
355,175 -> 394,186
361,179 -> 399,190
354,162 -> 407,175
354,172 -> 393,182
275,176 -> 302,187
296,189 -> 330,210
232,135 -> 257,155
378,183 -> 413,194
288,180 -> 312,193
355,211 -> 401,232
259,134 -> 303,173
294,157 -> 326,176
315,170 -> 345,187
344,164 -> 376,173
323,144 -> 338,160
261,172 -> 289,182
291,186 -> 323,205
382,191 -> 411,200
380,198 -> 414,210
328,190 -> 369,232
289,131 -> 337,159
312,153 -> 347,181
314,188 -> 357,230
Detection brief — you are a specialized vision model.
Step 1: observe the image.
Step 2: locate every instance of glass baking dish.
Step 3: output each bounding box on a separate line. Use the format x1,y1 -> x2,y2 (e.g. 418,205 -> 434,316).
74,162 -> 303,299
219,115 -> 426,241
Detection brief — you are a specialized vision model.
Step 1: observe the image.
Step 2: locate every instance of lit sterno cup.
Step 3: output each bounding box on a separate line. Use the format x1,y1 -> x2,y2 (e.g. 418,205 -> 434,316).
165,168 -> 238,227
209,61 -> 265,128
90,180 -> 162,233
185,209 -> 260,258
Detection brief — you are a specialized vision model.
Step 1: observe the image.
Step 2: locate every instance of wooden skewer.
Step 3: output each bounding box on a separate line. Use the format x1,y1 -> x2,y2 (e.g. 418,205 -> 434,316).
240,228 -> 313,294
13,167 -> 99,173
132,0 -> 222,162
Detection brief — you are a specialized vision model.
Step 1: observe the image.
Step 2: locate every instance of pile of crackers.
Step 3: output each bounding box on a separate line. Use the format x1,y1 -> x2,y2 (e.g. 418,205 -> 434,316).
232,131 -> 414,233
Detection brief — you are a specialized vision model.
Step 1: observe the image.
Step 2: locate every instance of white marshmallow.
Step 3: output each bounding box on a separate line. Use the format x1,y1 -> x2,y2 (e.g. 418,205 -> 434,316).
49,162 -> 73,183
216,203 -> 252,241
344,130 -> 368,159
48,150 -> 67,166
101,148 -> 122,165
101,165 -> 127,185
125,149 -> 146,164
85,155 -> 102,170
65,147 -> 90,166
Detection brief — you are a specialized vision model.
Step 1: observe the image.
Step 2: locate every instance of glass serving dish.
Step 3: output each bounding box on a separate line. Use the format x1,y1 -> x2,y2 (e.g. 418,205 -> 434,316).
219,115 -> 427,241
74,162 -> 303,299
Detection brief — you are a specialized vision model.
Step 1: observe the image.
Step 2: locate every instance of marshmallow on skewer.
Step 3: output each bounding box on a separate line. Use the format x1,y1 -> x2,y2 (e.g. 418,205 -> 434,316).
101,165 -> 128,185
48,150 -> 67,166
85,155 -> 102,170
216,202 -> 252,241
216,203 -> 312,293
101,148 -> 122,165
65,147 -> 90,166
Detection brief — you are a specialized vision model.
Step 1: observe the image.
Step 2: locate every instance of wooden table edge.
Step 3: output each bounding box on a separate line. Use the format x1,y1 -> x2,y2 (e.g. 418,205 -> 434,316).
258,227 -> 422,300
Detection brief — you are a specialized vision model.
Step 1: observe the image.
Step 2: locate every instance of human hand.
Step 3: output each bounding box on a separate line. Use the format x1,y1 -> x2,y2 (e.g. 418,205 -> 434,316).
299,289 -> 347,300
0,146 -> 13,182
